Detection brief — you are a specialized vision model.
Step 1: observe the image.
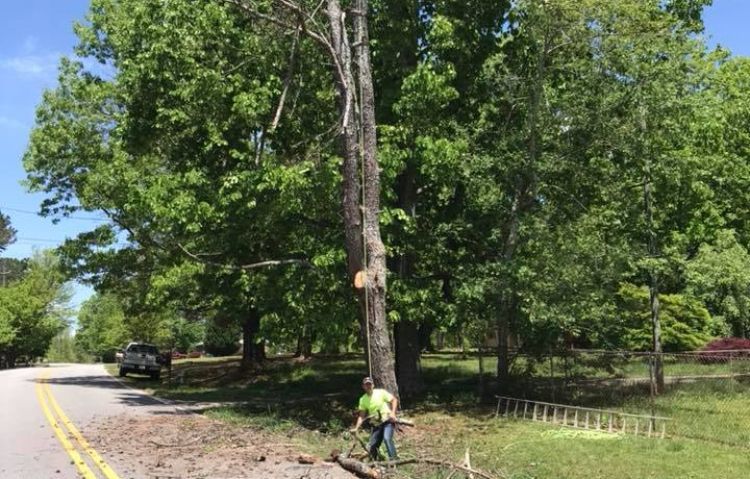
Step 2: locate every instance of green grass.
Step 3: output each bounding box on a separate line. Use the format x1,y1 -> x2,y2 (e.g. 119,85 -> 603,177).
103,354 -> 750,478
200,403 -> 750,479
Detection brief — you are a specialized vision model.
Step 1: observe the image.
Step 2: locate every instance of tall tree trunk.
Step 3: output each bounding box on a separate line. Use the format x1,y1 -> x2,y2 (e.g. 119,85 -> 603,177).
326,0 -> 398,396
253,339 -> 266,361
478,344 -> 486,399
295,324 -> 314,359
241,306 -> 261,370
496,311 -> 510,382
394,166 -> 423,397
643,160 -> 664,393
395,320 -> 423,397
418,323 -> 435,352
7,352 -> 16,369
380,0 -> 423,398
436,331 -> 445,350
495,31 -> 547,383
496,196 -> 521,381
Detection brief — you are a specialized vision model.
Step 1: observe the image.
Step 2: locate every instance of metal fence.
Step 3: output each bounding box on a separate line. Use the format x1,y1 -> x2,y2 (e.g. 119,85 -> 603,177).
497,349 -> 750,447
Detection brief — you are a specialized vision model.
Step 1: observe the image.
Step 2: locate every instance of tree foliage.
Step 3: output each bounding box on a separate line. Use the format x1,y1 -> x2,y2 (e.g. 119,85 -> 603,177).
20,0 -> 750,388
76,293 -> 129,361
0,211 -> 16,253
0,251 -> 70,367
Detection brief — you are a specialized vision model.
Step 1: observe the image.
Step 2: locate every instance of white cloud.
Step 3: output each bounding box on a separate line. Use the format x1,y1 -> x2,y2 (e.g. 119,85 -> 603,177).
0,53 -> 59,78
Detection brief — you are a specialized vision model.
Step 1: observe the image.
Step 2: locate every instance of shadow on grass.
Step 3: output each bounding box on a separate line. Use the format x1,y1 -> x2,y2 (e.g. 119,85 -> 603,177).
153,355 -> 503,435
125,352 -> 750,451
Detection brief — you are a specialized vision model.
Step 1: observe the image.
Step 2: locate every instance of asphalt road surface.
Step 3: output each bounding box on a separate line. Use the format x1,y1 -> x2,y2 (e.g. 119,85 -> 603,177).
0,363 -> 176,479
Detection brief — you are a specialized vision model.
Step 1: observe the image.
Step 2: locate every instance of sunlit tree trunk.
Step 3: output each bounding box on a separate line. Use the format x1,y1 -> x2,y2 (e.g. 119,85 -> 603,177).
326,0 -> 398,396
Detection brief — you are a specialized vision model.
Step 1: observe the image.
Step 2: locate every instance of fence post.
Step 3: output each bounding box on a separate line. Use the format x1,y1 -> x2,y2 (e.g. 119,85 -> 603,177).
563,353 -> 569,400
478,345 -> 485,400
729,350 -> 735,393
550,355 -> 556,403
648,352 -> 657,419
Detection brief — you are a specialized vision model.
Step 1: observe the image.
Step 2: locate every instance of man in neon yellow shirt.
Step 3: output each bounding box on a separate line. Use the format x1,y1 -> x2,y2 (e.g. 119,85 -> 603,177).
351,377 -> 398,460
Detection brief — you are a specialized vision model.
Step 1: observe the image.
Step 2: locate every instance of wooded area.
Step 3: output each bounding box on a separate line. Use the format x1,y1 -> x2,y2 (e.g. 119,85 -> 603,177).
10,0 -> 750,400
0,219 -> 71,368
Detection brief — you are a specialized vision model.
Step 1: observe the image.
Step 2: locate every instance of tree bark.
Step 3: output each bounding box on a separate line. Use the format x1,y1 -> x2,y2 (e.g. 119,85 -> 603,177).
436,331 -> 445,350
241,306 -> 261,370
643,161 -> 664,393
478,344 -> 486,399
326,0 -> 398,396
7,352 -> 16,369
496,311 -> 510,382
495,29 -> 547,384
393,165 -> 423,397
334,456 -> 380,478
395,320 -> 423,397
295,324 -> 314,359
496,193 -> 524,382
418,323 -> 435,352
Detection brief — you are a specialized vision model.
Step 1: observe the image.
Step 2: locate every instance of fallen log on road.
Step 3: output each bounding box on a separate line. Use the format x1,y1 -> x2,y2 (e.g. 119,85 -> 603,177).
334,455 -> 380,478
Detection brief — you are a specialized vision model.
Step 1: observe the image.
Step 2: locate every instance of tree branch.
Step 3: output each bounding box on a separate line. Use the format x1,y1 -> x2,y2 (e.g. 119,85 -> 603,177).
221,0 -> 350,123
239,258 -> 312,269
177,243 -> 311,271
221,0 -> 330,47
269,29 -> 300,132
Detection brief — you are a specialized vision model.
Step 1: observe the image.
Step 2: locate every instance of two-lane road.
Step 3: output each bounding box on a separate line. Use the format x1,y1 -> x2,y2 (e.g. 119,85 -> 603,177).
0,364 -> 177,479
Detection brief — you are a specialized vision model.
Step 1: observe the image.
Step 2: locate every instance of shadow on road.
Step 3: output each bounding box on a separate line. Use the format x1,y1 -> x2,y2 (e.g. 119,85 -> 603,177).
29,374 -> 192,412
35,375 -> 128,389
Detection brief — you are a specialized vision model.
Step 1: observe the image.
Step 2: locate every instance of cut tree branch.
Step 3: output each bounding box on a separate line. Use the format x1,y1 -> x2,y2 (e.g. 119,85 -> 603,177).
177,243 -> 311,271
373,458 -> 501,479
331,455 -> 502,479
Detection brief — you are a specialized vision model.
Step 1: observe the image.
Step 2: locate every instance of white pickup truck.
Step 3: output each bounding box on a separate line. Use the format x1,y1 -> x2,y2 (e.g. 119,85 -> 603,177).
119,342 -> 162,380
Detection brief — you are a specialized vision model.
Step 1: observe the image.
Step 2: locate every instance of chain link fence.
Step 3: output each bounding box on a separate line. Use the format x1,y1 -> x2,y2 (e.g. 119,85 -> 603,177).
498,349 -> 750,446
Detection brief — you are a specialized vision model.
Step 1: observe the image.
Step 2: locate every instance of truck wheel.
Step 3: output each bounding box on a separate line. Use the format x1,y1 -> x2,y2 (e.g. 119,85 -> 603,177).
119,367 -> 127,377
150,372 -> 160,381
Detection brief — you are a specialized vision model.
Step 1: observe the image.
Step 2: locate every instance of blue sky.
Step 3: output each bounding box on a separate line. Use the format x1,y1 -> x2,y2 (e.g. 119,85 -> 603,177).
0,0 -> 748,317
0,0 -> 94,312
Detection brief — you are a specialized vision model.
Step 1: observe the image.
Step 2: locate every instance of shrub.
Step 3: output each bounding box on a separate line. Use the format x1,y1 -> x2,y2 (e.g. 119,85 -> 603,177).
616,284 -> 716,352
698,337 -> 750,363
204,320 -> 240,357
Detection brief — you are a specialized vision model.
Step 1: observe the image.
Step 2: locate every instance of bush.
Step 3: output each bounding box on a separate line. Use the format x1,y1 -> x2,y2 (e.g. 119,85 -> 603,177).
698,337 -> 750,363
204,320 -> 240,357
616,284 -> 716,352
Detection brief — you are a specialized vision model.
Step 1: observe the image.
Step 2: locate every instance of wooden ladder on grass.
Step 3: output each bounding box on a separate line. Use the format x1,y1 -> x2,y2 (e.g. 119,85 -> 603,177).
495,396 -> 670,439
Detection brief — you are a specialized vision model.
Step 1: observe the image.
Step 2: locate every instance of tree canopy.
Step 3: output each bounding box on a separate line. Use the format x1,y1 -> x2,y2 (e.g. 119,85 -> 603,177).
0,251 -> 71,367
19,0 -> 750,395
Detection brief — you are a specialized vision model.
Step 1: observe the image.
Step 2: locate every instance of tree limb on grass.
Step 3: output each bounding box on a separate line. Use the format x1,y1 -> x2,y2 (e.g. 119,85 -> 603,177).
331,453 -> 502,479
371,458 -> 501,479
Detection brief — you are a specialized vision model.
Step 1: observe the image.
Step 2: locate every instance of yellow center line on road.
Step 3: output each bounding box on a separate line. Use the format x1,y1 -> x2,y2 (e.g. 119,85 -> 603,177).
41,380 -> 122,479
35,377 -> 97,479
37,372 -> 122,479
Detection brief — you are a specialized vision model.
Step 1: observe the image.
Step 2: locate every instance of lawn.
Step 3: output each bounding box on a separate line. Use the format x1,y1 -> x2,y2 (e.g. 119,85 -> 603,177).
105,354 -> 750,478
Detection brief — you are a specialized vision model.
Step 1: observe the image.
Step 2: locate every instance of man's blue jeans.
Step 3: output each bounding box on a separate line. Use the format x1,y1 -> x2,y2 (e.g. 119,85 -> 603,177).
368,421 -> 397,460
